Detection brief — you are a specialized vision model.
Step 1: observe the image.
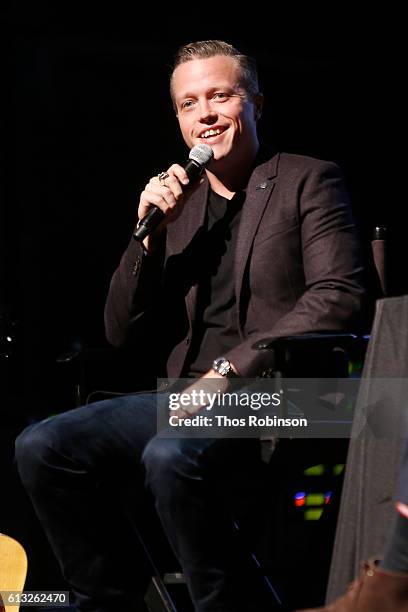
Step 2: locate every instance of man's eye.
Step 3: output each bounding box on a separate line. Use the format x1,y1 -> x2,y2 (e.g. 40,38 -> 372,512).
181,100 -> 194,109
213,92 -> 228,100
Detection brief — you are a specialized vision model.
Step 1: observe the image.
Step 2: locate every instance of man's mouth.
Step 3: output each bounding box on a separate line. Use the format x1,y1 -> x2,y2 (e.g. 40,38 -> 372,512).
198,127 -> 226,139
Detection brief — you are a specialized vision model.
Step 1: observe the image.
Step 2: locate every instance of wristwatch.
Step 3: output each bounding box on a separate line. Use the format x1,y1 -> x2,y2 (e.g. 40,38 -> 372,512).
212,357 -> 238,378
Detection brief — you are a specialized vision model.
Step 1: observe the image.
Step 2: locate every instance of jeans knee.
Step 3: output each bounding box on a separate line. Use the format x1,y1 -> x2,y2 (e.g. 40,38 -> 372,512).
15,422 -> 56,490
142,438 -> 196,492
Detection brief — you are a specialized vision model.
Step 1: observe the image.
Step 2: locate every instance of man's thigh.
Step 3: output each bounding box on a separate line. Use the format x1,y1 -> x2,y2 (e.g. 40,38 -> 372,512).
18,392 -> 160,472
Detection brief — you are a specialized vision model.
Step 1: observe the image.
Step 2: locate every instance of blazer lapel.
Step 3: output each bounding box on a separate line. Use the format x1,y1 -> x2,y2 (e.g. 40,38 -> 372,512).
167,180 -> 209,252
235,154 -> 280,328
167,180 -> 209,330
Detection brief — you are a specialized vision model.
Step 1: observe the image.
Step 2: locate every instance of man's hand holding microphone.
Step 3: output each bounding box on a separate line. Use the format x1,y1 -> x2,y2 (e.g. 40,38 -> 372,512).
133,144 -> 213,252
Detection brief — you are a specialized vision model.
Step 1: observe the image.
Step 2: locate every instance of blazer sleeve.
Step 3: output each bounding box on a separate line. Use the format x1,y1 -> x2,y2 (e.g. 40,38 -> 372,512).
104,236 -> 165,347
225,161 -> 365,377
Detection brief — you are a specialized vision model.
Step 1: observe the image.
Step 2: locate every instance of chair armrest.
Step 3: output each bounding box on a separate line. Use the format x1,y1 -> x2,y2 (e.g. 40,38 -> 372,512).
253,333 -> 359,351
252,332 -> 361,351
252,333 -> 368,378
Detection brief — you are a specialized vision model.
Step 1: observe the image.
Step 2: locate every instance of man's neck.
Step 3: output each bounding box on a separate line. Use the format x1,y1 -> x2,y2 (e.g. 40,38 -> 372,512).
205,143 -> 259,199
205,173 -> 237,199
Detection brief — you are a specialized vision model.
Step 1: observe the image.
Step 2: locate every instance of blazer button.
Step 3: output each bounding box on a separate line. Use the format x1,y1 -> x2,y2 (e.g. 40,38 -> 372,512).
131,257 -> 141,276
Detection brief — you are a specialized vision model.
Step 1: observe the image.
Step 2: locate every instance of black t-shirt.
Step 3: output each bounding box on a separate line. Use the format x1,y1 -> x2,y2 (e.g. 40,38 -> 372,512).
186,188 -> 245,377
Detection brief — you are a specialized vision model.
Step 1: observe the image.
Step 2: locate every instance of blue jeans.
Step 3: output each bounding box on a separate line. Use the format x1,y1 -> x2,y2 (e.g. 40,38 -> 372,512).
15,393 -> 267,611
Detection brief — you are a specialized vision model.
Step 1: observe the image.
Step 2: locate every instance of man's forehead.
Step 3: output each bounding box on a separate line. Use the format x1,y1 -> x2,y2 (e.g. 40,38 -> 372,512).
172,56 -> 241,97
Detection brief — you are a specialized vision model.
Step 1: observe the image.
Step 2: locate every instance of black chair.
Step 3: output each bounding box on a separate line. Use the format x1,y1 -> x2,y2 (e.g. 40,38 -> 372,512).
54,226 -> 388,610
228,227 -> 389,608
54,333 -> 370,611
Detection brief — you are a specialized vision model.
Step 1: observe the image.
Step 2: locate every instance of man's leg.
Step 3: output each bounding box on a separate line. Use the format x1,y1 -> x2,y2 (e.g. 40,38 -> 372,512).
142,434 -> 269,612
15,393 -> 159,612
16,394 -> 269,612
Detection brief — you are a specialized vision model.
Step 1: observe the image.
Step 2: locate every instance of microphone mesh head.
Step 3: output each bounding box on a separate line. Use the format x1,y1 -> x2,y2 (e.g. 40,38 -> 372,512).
189,144 -> 214,167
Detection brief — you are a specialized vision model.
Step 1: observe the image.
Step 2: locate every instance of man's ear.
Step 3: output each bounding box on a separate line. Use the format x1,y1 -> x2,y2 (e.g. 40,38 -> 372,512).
253,93 -> 264,121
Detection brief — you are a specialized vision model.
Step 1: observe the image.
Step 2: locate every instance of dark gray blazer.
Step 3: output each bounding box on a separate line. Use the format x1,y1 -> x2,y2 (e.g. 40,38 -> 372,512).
104,151 -> 365,378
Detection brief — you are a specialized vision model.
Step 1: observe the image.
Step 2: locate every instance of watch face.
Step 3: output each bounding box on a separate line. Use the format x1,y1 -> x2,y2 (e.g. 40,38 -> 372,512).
219,362 -> 230,376
213,357 -> 231,376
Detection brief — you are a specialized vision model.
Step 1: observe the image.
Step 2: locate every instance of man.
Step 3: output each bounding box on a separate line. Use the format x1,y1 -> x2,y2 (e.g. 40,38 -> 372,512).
15,40 -> 364,612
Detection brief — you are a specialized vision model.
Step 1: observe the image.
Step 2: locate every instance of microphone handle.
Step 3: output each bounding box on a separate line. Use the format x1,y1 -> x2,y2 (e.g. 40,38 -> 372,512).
133,159 -> 202,242
133,207 -> 165,242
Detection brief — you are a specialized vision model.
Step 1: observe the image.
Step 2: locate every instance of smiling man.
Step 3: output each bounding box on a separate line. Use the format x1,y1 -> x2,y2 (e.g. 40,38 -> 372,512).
171,52 -> 262,196
15,41 -> 365,612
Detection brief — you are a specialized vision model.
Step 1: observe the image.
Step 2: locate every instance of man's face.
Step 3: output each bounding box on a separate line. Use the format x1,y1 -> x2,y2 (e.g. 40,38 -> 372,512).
171,55 -> 262,168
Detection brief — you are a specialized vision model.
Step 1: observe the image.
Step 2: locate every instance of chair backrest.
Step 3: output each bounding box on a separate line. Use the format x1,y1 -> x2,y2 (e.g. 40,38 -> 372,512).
370,225 -> 387,297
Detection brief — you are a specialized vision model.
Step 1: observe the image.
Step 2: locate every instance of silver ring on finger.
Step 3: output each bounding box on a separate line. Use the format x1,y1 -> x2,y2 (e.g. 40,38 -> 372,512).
157,171 -> 169,186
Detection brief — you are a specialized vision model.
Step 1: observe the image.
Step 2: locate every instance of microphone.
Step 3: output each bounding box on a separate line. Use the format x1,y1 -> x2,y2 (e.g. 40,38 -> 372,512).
133,144 -> 214,242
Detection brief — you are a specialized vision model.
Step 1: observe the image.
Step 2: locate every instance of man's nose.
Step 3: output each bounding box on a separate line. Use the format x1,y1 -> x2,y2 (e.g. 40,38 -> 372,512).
199,100 -> 217,123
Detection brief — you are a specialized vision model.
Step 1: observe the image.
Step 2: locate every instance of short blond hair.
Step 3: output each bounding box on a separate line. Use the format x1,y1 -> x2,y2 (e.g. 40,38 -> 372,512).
170,40 -> 259,104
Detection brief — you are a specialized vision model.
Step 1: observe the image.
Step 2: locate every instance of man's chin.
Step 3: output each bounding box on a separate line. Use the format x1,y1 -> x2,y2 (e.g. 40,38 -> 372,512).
207,145 -> 231,163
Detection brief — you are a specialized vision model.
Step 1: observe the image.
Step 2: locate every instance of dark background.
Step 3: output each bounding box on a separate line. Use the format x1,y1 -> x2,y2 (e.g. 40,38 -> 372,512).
1,5 -> 403,610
